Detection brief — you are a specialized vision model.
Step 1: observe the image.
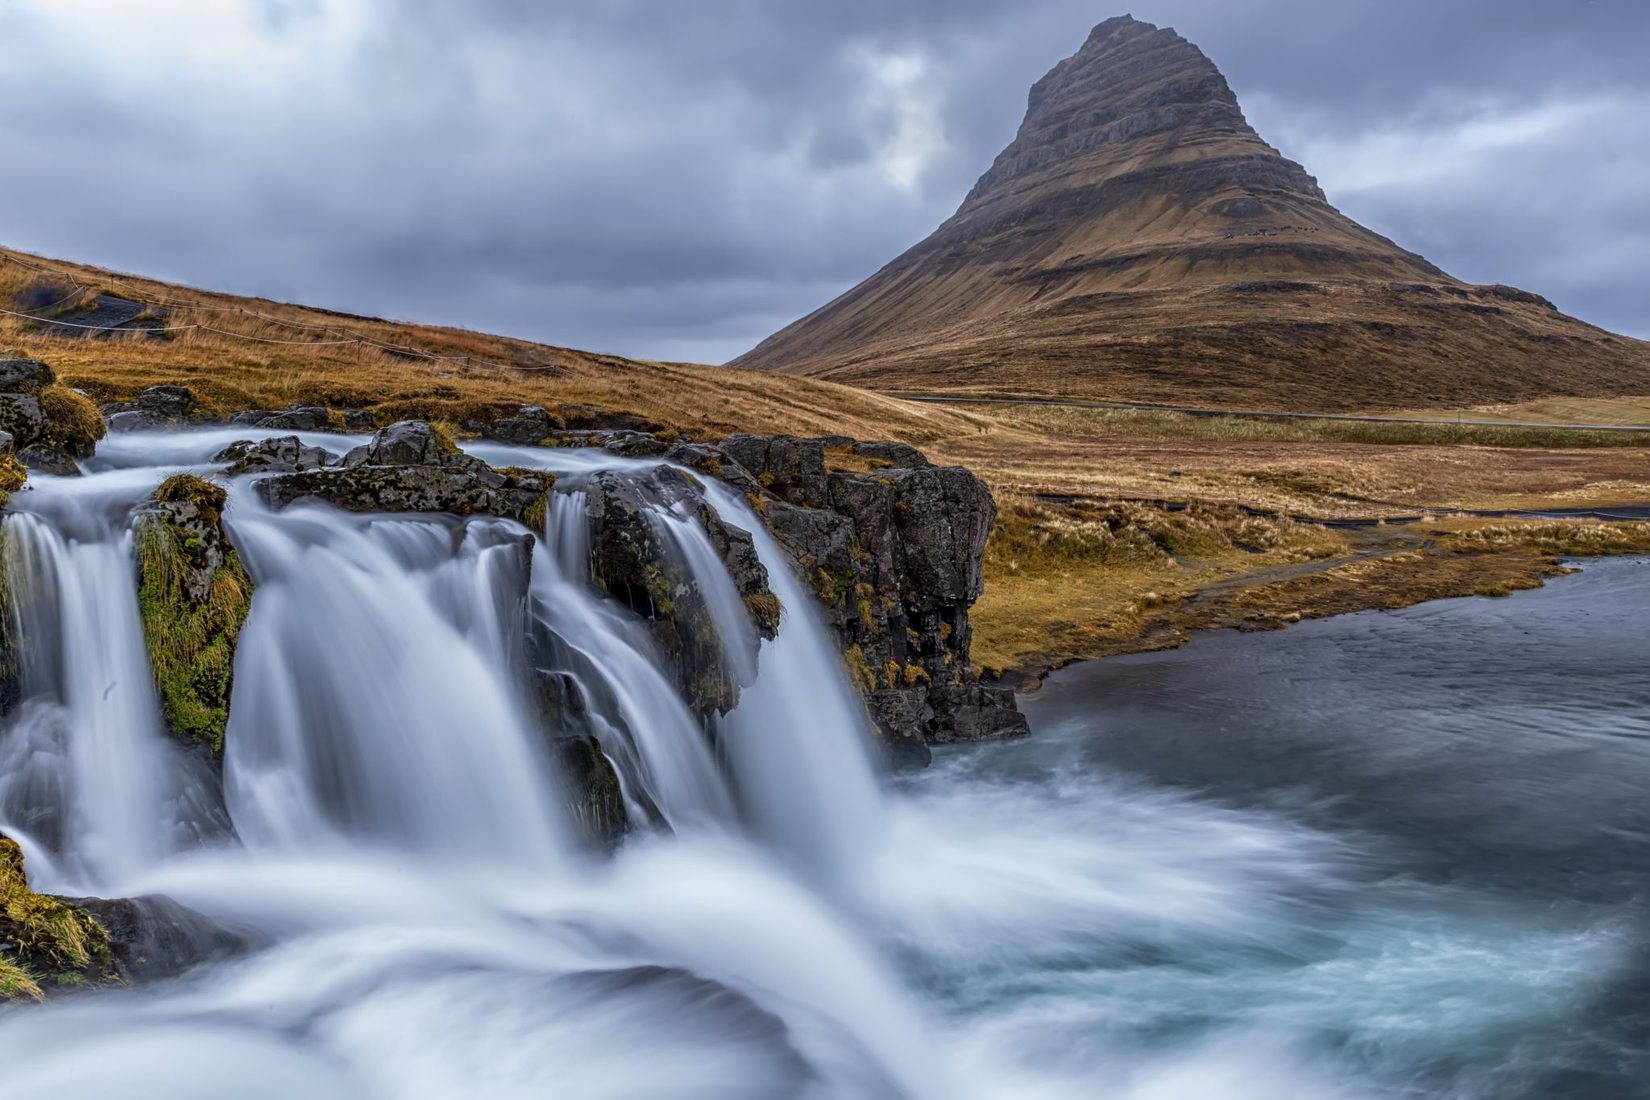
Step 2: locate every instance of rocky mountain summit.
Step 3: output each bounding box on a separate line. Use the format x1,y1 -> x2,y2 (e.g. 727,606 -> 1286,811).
734,15 -> 1650,411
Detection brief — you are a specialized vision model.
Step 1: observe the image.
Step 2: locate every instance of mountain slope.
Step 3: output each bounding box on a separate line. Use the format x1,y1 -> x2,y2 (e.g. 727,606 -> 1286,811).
732,15 -> 1650,412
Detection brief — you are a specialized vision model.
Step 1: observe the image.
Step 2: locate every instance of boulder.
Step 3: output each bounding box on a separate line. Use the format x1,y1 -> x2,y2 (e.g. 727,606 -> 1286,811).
214,435 -> 331,474
17,442 -> 80,477
0,357 -> 54,394
133,475 -> 252,755
105,383 -> 200,431
0,393 -> 46,445
486,404 -> 557,446
230,404 -> 331,431
852,440 -> 931,469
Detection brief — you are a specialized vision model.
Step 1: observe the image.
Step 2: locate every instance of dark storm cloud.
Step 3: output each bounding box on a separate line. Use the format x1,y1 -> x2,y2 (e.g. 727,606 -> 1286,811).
1,0 -> 1644,362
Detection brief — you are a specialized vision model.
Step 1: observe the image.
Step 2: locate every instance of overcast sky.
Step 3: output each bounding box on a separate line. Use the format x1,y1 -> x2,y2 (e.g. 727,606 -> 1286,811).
2,0 -> 1645,362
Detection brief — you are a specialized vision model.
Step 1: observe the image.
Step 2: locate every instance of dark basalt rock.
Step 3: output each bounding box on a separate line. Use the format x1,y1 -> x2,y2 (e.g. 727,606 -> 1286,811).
16,442 -> 79,477
583,466 -> 778,716
214,435 -> 331,474
852,440 -> 931,469
487,404 -> 557,446
0,393 -> 47,445
558,403 -> 665,433
71,894 -> 252,984
720,435 -> 1028,758
0,357 -> 53,395
229,403 -> 331,431
257,420 -> 553,524
105,383 -> 201,431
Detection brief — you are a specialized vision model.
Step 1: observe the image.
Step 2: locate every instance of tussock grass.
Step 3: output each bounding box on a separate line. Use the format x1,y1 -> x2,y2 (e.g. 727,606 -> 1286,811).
0,836 -> 115,1001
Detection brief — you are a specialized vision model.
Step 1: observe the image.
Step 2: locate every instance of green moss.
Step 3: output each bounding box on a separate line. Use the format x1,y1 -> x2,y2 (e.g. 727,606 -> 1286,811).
0,837 -> 118,1001
152,474 -> 227,522
135,497 -> 251,756
38,385 -> 107,459
842,645 -> 876,696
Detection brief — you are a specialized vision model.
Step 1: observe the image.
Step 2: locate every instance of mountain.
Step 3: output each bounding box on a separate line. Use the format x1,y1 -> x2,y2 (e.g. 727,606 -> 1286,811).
732,15 -> 1650,411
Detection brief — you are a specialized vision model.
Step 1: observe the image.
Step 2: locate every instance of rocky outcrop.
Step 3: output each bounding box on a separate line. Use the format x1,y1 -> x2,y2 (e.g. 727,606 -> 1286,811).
584,465 -> 779,716
0,357 -> 106,475
231,403 -> 333,431
133,475 -> 252,756
256,420 -> 552,525
476,402 -> 667,446
719,434 -> 1027,762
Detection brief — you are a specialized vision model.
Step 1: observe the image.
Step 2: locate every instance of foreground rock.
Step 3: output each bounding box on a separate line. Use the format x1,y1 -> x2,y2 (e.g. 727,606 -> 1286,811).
133,475 -> 253,756
0,356 -> 106,475
256,420 -> 552,524
2,835 -> 243,1001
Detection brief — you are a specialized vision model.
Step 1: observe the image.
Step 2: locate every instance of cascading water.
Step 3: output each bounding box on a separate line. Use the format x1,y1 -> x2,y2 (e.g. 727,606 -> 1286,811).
0,429 -> 1638,1100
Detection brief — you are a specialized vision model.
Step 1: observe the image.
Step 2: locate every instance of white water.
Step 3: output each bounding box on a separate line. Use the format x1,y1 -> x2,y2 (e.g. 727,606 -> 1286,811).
0,431 -> 1632,1099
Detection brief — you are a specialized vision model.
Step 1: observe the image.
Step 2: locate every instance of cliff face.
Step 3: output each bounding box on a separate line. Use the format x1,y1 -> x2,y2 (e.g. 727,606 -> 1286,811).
732,16 -> 1650,412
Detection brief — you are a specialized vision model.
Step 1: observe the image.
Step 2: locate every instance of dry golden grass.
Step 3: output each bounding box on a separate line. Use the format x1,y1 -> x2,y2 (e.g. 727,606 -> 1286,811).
0,247 -> 987,444
1391,395 -> 1650,427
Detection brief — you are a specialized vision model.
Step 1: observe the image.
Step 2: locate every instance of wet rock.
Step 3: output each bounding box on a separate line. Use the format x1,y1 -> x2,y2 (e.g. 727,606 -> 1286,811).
71,894 -> 251,985
17,442 -> 80,477
133,475 -> 252,755
720,434 -> 1027,754
258,420 -> 552,524
584,467 -> 777,716
1,836 -> 121,1001
214,435 -> 331,474
230,404 -> 331,431
551,733 -> 628,850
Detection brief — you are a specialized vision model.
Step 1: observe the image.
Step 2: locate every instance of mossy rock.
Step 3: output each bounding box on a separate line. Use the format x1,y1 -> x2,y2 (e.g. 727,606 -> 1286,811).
38,385 -> 107,459
0,837 -> 120,1001
135,476 -> 251,756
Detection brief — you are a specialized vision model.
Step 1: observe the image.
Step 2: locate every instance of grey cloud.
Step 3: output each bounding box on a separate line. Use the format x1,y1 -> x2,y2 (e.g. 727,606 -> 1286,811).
0,0 -> 1644,363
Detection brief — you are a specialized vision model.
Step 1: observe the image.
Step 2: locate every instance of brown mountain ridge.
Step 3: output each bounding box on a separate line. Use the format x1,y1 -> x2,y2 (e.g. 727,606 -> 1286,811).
732,15 -> 1650,412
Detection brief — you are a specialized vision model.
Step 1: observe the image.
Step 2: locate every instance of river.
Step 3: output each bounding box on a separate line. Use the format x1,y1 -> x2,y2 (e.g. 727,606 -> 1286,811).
0,430 -> 1644,1098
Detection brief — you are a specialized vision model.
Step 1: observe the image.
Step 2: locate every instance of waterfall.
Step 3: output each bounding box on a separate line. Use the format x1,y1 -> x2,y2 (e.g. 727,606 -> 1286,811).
0,496 -> 210,895
222,497 -> 570,866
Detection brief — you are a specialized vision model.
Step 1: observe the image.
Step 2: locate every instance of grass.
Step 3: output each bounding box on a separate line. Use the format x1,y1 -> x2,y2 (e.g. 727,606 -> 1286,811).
988,403 -> 1650,450
1,836 -> 116,1001
37,384 -> 106,456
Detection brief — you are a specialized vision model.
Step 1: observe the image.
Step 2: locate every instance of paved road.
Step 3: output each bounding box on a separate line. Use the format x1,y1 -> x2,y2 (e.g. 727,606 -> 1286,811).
886,393 -> 1650,433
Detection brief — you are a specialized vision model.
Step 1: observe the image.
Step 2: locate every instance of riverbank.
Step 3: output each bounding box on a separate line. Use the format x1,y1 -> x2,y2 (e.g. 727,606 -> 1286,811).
975,506 -> 1650,689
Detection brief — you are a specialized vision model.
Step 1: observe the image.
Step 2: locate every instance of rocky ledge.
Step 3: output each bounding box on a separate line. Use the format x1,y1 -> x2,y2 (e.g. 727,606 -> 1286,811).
254,420 -> 553,526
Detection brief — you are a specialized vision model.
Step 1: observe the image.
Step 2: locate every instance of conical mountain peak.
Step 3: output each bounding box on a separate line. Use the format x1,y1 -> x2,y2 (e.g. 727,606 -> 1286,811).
732,16 -> 1650,411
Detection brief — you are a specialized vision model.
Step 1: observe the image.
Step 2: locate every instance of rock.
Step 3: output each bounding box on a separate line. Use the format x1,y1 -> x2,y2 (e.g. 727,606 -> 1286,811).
852,440 -> 931,469
104,384 -> 200,431
341,418 -> 444,467
258,420 -> 551,524
558,404 -> 665,433
70,894 -> 250,985
719,434 -> 1028,753
256,404 -> 331,431
487,404 -> 557,446
133,475 -> 252,755
718,433 -> 830,507
584,466 -> 777,716
343,409 -> 376,429
17,442 -> 80,477
214,435 -> 331,474
0,358 -> 54,395
1,835 -> 121,1001
551,734 -> 628,850
0,393 -> 46,445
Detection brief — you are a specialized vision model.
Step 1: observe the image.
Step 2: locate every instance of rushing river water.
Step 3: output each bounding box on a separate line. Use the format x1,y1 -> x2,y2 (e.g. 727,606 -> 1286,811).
0,429 -> 1645,1099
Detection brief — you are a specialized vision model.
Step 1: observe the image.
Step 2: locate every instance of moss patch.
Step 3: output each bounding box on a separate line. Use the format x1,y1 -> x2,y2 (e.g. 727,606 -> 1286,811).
0,837 -> 119,1001
136,476 -> 251,755
38,384 -> 107,458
